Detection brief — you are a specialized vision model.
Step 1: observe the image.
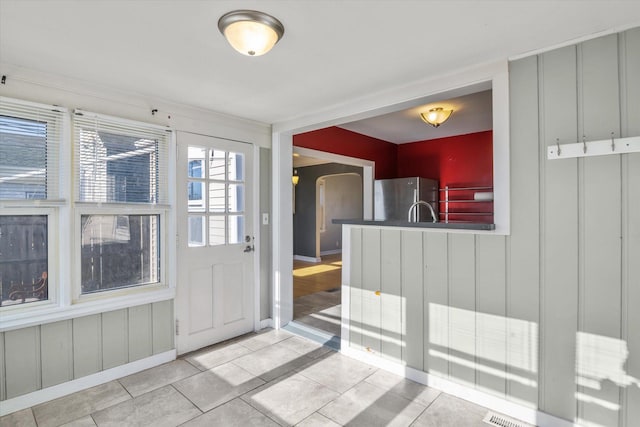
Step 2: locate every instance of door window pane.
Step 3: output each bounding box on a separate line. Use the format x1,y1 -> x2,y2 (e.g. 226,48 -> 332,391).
208,216 -> 225,246
209,183 -> 226,213
228,215 -> 244,245
188,159 -> 204,178
188,181 -> 205,212
0,215 -> 48,306
80,214 -> 160,293
188,216 -> 206,247
228,184 -> 244,213
228,152 -> 244,181
209,149 -> 226,180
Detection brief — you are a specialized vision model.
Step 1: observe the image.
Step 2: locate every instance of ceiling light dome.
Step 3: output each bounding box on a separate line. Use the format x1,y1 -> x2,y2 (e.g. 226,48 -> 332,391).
218,10 -> 285,56
420,107 -> 453,128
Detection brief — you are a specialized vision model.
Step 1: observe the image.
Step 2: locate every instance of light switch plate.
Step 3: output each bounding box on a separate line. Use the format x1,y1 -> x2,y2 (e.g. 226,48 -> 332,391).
262,213 -> 269,225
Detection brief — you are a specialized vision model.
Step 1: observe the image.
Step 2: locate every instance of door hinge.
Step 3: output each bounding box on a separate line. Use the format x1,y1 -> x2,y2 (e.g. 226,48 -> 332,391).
175,319 -> 180,336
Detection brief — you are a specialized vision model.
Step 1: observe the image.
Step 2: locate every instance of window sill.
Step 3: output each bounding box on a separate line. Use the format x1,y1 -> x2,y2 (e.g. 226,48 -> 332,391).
0,286 -> 175,332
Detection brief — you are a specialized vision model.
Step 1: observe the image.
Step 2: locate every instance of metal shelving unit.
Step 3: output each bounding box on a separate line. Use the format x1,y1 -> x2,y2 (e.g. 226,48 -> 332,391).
439,185 -> 494,223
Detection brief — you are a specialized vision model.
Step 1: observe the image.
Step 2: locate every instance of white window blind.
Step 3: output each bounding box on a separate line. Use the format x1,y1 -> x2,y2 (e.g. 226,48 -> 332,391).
73,110 -> 170,204
0,97 -> 64,200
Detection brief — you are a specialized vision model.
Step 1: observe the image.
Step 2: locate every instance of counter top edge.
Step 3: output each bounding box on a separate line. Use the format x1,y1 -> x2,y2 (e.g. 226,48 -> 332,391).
332,219 -> 495,231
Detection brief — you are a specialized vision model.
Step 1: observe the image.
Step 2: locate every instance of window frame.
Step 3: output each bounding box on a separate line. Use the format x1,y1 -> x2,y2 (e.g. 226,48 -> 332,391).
72,203 -> 169,303
0,98 -> 175,331
0,207 -> 59,313
0,97 -> 66,313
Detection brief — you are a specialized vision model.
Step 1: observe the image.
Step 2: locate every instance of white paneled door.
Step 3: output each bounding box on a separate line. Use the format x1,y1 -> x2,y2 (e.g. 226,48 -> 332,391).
176,132 -> 254,355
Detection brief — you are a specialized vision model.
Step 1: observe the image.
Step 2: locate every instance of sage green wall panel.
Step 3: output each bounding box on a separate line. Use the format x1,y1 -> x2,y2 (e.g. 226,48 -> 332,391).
349,227 -> 364,351
623,28 -> 640,137
152,300 -> 174,354
102,309 -> 129,370
447,233 -> 476,387
578,34 -> 623,427
40,320 -> 73,388
401,230 -> 424,369
73,315 -> 102,379
259,147 -> 272,320
506,55 -> 540,408
624,153 -> 640,427
423,232 -> 449,378
380,229 -> 402,363
361,228 -> 381,354
128,304 -> 153,362
475,235 -> 507,397
0,332 -> 5,401
4,327 -> 40,399
580,34 -> 621,140
540,46 -> 579,421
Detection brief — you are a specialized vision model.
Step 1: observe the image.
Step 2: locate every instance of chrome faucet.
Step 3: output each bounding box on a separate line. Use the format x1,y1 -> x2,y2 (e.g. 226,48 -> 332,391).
407,200 -> 438,223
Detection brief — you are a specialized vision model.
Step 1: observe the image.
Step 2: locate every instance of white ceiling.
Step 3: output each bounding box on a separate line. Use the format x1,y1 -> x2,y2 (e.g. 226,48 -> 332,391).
1,0 -> 639,133
339,89 -> 493,144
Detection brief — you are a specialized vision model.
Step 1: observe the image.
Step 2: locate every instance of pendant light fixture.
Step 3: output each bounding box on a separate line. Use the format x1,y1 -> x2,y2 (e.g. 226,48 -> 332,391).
218,10 -> 285,56
420,107 -> 453,128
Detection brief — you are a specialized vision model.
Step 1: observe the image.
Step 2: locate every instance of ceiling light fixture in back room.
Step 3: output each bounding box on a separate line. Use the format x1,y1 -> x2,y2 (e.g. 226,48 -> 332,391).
218,10 -> 285,56
420,107 -> 453,128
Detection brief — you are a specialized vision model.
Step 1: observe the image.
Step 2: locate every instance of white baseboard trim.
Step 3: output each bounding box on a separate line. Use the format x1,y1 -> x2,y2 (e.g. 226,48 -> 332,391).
293,255 -> 321,263
340,346 -> 576,427
0,350 -> 176,417
320,249 -> 342,256
259,318 -> 273,329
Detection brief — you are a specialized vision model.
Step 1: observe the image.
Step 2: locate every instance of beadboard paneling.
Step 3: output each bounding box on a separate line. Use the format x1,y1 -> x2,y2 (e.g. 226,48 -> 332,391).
507,55 -> 540,408
1,302 -> 174,402
40,320 -> 73,388
380,229 -> 402,363
4,327 -> 40,399
73,314 -> 102,379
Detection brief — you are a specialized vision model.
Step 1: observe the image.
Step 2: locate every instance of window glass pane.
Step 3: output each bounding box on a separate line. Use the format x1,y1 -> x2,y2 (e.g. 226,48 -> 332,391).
228,215 -> 244,245
188,181 -> 205,212
0,116 -> 47,200
208,216 -> 225,246
209,182 -> 226,213
228,183 -> 244,213
78,130 -> 159,203
188,216 -> 206,247
0,215 -> 48,306
228,152 -> 244,181
209,149 -> 226,180
81,214 -> 160,293
188,159 -> 204,178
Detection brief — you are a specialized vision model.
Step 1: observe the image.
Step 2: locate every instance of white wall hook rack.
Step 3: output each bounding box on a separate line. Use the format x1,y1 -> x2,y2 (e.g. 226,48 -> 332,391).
548,135 -> 640,159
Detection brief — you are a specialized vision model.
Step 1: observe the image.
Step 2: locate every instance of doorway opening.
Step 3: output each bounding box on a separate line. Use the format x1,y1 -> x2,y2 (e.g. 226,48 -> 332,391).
289,147 -> 373,343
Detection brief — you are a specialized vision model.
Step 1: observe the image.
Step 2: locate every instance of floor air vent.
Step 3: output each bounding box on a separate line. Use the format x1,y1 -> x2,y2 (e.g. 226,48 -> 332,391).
483,412 -> 534,427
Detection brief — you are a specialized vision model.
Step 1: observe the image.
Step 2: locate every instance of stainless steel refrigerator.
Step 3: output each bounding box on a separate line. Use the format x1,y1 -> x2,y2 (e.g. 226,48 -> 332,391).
374,177 -> 439,222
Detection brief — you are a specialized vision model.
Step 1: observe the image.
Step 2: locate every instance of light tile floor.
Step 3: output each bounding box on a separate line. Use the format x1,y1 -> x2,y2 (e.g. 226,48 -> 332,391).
293,290 -> 342,337
1,328 -> 504,427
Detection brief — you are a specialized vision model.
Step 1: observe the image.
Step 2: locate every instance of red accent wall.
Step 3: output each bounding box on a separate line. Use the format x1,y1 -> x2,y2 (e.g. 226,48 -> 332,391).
397,131 -> 493,223
396,130 -> 493,187
294,128 -> 494,223
293,127 -> 397,179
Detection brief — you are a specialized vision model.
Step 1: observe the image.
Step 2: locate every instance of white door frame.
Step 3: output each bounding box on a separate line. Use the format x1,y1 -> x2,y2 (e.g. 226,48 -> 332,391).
271,60 -> 510,328
175,131 -> 259,354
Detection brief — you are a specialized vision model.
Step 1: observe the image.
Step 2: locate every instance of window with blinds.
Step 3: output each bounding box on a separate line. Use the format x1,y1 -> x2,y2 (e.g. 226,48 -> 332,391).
0,97 -> 64,200
73,110 -> 170,295
73,110 -> 169,204
0,97 -> 63,307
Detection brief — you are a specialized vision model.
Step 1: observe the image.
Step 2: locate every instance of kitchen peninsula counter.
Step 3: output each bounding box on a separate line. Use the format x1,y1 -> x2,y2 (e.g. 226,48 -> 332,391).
333,219 -> 495,231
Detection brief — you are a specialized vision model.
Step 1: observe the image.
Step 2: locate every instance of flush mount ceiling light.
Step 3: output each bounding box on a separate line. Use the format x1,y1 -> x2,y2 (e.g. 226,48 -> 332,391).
218,10 -> 285,56
420,107 -> 453,128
